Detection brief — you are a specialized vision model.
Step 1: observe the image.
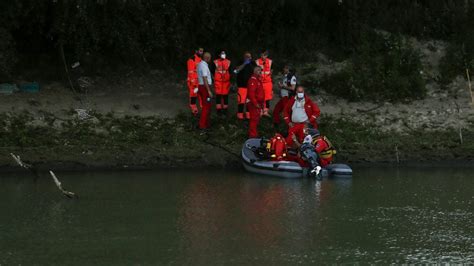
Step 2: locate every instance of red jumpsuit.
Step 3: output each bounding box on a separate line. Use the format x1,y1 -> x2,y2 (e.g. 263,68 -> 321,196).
283,95 -> 321,146
213,58 -> 231,111
256,58 -> 273,113
247,74 -> 265,138
187,54 -> 202,115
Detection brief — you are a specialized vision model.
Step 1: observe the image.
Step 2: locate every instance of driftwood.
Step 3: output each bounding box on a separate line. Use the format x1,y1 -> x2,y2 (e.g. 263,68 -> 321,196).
49,171 -> 78,199
10,153 -> 40,180
10,153 -> 78,199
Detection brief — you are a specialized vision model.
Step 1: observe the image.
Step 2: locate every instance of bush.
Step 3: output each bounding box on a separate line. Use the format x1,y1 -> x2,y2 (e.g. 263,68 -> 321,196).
320,31 -> 425,102
439,30 -> 474,85
0,28 -> 17,79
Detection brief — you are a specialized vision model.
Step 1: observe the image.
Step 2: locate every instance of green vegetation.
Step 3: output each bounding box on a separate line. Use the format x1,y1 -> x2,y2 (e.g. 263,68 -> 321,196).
439,30 -> 474,85
0,111 -> 472,168
319,32 -> 425,102
0,1 -> 473,100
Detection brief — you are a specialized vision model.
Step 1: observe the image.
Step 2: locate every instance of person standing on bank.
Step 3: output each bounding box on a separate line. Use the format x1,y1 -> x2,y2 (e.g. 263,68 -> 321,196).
273,65 -> 297,127
235,52 -> 256,120
186,47 -> 203,115
255,50 -> 273,116
197,52 -> 214,131
247,66 -> 265,138
212,50 -> 232,115
283,86 -> 320,146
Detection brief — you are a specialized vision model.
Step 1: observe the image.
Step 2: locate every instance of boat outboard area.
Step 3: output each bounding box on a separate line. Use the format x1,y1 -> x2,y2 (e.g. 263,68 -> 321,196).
242,138 -> 352,179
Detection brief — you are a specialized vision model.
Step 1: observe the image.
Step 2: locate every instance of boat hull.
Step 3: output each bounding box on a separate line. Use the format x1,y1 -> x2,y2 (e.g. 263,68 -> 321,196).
242,138 -> 352,179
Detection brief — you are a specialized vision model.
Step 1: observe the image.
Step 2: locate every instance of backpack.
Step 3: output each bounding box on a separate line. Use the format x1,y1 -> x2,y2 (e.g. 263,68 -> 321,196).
266,133 -> 288,161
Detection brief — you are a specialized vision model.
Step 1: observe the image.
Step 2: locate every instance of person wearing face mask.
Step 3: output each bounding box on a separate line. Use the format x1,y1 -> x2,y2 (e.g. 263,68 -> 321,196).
283,86 -> 321,146
186,47 -> 204,116
211,50 -> 232,115
235,52 -> 256,120
273,65 -> 297,127
255,50 -> 273,116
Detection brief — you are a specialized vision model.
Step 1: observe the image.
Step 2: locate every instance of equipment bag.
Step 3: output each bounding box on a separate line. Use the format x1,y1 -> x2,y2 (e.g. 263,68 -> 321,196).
266,133 -> 288,160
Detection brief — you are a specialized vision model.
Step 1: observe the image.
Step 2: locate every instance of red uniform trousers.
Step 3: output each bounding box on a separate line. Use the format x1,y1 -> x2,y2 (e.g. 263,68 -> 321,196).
237,87 -> 250,119
319,158 -> 332,168
247,102 -> 263,138
272,96 -> 289,124
215,81 -> 230,110
198,85 -> 211,129
285,122 -> 306,146
187,82 -> 202,115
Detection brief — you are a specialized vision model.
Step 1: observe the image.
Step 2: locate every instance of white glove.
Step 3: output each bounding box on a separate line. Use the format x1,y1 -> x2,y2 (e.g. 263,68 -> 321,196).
193,88 -> 198,94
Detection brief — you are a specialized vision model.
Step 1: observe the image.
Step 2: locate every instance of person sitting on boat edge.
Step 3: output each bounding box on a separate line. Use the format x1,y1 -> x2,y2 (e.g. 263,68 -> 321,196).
292,125 -> 336,168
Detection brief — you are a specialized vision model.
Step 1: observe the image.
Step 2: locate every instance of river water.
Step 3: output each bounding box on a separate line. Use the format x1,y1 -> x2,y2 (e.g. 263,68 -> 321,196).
0,166 -> 472,265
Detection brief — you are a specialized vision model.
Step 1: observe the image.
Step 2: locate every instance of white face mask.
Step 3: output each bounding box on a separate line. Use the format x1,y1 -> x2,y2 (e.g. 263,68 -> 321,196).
220,54 -> 226,59
297,92 -> 304,99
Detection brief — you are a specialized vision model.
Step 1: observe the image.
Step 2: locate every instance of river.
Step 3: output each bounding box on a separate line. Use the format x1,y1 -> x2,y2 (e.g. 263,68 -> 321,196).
0,166 -> 472,264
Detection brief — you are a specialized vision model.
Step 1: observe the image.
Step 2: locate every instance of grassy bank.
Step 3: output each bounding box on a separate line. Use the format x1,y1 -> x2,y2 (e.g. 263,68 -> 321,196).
0,110 -> 472,171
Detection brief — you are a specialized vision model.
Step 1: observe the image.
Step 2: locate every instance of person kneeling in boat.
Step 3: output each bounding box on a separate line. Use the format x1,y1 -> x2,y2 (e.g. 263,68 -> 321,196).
293,127 -> 336,168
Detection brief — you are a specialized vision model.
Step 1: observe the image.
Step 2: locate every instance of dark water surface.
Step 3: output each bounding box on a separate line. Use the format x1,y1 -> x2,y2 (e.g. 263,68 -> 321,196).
0,166 -> 473,265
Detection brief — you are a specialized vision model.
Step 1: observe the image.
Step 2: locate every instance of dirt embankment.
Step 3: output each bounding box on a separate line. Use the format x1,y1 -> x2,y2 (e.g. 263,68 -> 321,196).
0,39 -> 473,171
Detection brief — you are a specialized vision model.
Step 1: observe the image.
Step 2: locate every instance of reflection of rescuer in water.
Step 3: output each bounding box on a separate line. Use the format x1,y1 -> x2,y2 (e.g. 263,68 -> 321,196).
186,47 -> 203,115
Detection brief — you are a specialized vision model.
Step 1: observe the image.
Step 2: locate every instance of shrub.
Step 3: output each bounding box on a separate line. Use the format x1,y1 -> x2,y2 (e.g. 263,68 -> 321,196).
321,31 -> 425,102
439,30 -> 474,85
0,28 -> 17,79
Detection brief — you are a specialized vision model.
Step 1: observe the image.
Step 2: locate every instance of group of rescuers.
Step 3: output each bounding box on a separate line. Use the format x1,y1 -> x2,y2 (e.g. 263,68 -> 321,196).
187,47 -> 336,171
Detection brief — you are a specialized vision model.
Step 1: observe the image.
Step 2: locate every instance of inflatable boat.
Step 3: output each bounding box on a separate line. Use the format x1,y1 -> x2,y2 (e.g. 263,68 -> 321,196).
242,138 -> 352,179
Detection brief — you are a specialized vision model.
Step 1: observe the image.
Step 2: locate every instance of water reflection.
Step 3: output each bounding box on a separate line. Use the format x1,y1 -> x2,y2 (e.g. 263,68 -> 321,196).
176,175 -> 354,261
0,168 -> 472,264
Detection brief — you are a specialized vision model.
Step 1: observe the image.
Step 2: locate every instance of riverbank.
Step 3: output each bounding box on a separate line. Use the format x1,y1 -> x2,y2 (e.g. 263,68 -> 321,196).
1,38 -> 473,171
0,106 -> 472,172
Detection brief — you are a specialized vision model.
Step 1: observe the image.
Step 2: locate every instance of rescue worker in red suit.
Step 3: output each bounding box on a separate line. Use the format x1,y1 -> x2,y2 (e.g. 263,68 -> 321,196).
235,52 -> 256,120
273,65 -> 297,127
292,127 -> 335,168
247,66 -> 265,138
186,47 -> 203,115
283,86 -> 321,147
197,52 -> 214,131
255,50 -> 273,116
212,51 -> 232,115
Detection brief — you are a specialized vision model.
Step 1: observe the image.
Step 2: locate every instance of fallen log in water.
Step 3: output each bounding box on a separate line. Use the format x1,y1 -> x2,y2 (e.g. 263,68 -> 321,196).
49,170 -> 78,199
10,153 -> 78,199
10,153 -> 40,180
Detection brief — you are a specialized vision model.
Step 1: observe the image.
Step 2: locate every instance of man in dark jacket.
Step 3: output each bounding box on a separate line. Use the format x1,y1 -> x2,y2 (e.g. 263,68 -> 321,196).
235,52 -> 256,120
